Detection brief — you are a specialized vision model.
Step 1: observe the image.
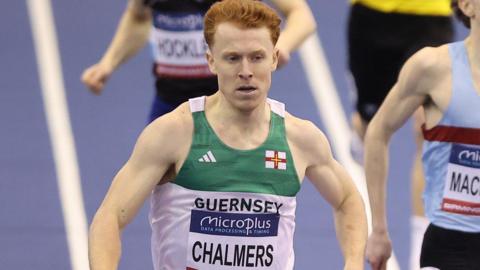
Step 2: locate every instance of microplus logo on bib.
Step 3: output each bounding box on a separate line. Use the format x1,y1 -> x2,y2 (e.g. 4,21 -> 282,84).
451,144 -> 480,168
153,12 -> 204,31
190,210 -> 279,237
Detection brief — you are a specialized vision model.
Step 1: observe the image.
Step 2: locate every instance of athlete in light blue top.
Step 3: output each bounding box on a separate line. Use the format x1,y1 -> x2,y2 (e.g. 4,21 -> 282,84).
364,0 -> 480,269
422,41 -> 480,232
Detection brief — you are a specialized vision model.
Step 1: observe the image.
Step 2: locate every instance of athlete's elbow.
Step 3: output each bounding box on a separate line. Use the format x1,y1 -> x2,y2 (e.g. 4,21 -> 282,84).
367,113 -> 396,140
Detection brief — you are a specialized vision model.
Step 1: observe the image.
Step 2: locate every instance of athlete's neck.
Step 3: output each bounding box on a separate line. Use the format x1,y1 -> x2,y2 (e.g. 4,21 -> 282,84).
204,94 -> 271,150
207,94 -> 270,128
465,32 -> 480,68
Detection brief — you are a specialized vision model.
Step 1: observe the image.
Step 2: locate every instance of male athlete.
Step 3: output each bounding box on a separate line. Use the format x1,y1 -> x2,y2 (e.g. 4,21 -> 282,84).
346,1 -> 454,268
89,1 -> 367,269
365,0 -> 480,269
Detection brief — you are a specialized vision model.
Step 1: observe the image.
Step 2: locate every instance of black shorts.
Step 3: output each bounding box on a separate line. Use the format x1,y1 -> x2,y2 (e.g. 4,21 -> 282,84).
347,3 -> 453,121
420,223 -> 480,269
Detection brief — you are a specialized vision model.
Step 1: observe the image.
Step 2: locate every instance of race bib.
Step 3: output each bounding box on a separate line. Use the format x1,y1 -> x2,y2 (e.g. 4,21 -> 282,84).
186,197 -> 283,269
150,12 -> 212,78
441,144 -> 480,216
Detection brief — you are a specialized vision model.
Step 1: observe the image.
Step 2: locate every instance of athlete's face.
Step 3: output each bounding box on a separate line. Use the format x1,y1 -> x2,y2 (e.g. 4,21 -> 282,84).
206,22 -> 278,111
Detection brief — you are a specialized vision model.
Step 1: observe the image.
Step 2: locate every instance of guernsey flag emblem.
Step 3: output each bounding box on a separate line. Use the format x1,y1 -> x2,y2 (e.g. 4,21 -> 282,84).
265,150 -> 287,170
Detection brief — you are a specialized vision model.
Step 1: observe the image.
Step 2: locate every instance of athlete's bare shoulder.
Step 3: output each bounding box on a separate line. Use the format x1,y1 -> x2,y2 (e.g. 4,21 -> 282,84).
148,102 -> 192,133
284,112 -> 331,162
141,102 -> 193,161
398,44 -> 451,97
284,113 -> 315,141
409,44 -> 451,80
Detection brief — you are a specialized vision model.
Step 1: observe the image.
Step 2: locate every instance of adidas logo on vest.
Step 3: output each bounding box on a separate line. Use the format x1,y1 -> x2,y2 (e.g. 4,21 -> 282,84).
198,150 -> 216,163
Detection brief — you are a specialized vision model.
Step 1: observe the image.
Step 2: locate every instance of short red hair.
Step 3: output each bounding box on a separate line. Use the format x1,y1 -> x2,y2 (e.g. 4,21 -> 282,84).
204,0 -> 281,48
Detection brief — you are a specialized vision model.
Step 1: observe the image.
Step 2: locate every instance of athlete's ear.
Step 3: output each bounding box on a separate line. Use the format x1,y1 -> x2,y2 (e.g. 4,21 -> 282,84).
459,0 -> 474,18
206,49 -> 217,74
271,48 -> 279,72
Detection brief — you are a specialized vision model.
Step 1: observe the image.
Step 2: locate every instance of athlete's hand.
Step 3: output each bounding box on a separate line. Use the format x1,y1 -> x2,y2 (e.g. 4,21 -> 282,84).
276,48 -> 291,69
81,62 -> 113,95
366,230 -> 392,270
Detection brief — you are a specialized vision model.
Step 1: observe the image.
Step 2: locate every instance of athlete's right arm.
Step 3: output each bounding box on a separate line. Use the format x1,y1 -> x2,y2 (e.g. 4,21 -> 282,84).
364,47 -> 439,270
89,107 -> 192,269
81,0 -> 151,95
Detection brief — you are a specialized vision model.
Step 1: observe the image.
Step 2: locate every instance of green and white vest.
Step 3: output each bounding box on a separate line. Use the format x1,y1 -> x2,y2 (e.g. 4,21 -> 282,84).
149,96 -> 301,270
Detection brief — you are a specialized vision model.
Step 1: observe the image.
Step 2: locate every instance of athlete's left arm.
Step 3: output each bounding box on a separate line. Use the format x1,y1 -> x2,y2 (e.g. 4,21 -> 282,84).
268,0 -> 316,67
299,121 -> 367,270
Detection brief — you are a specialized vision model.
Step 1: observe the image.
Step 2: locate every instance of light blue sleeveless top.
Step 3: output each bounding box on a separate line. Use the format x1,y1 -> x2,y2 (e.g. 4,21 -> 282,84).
422,41 -> 480,232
